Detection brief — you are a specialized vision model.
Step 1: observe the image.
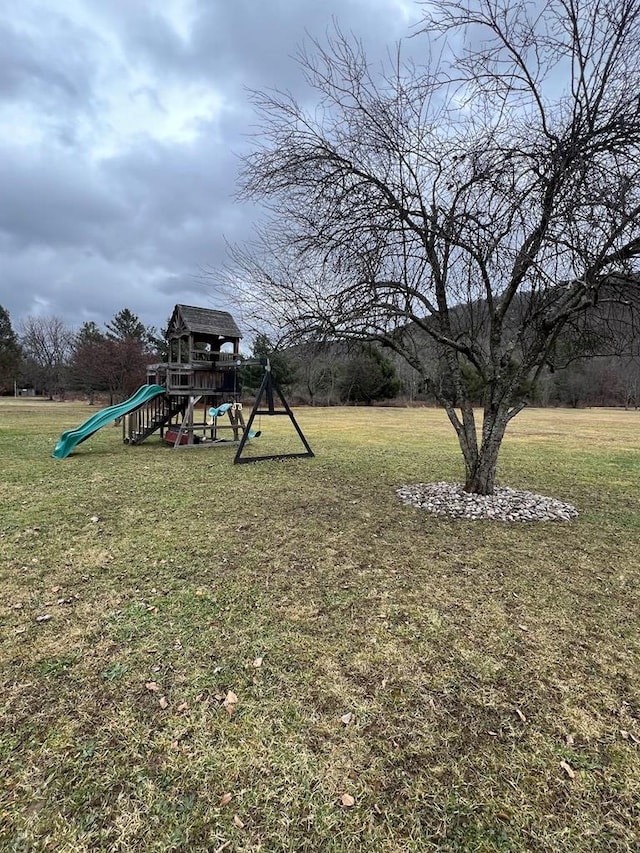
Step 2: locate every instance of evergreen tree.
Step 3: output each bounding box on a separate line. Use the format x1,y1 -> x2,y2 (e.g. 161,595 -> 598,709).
241,333 -> 293,392
146,323 -> 169,361
69,322 -> 108,403
105,308 -> 149,343
0,306 -> 22,394
102,310 -> 154,402
338,346 -> 400,404
76,320 -> 104,345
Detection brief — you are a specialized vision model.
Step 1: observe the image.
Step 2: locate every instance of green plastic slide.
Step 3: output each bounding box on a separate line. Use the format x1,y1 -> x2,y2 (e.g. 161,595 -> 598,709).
52,385 -> 167,459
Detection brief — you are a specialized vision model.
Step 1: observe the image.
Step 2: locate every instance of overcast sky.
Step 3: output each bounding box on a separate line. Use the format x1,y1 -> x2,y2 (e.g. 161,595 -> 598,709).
0,0 -> 422,336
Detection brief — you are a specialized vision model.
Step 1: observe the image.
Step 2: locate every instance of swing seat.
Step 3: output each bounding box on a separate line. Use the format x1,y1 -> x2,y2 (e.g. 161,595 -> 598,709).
207,402 -> 233,424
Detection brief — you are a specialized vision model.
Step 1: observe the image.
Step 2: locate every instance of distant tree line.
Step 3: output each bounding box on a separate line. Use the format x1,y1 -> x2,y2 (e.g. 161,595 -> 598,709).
1,302 -> 637,408
242,333 -> 401,406
248,331 -> 640,410
0,306 -> 164,403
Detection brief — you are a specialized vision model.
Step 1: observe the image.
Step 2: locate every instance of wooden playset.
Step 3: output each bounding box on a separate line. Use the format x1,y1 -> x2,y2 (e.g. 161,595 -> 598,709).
52,304 -> 313,463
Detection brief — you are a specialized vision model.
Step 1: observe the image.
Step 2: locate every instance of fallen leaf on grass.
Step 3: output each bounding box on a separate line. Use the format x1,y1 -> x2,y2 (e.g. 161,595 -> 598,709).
341,793 -> 355,807
145,681 -> 159,692
159,696 -> 169,710
565,733 -> 575,746
223,690 -> 239,714
340,712 -> 353,725
90,516 -> 100,523
35,614 -> 52,623
233,815 -> 245,828
13,603 -> 23,609
514,708 -> 527,723
560,760 -> 575,779
253,656 -> 263,668
177,702 -> 188,713
219,792 -> 232,807
517,624 -> 528,632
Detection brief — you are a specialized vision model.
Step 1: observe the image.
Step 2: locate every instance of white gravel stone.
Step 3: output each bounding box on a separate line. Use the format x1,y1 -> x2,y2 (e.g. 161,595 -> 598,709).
396,482 -> 578,523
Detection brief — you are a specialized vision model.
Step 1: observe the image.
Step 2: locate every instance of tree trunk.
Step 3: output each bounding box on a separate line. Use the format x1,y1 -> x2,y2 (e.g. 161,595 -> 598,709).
459,406 -> 509,495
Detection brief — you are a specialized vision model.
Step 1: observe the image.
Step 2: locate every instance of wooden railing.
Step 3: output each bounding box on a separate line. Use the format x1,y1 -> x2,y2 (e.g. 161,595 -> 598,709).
189,350 -> 238,363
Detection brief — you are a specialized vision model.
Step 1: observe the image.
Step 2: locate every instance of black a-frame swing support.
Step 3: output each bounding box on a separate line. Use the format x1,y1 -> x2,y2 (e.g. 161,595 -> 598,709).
233,362 -> 315,464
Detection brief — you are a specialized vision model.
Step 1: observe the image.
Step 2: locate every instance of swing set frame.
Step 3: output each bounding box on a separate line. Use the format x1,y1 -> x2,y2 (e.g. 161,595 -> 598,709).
234,362 -> 314,464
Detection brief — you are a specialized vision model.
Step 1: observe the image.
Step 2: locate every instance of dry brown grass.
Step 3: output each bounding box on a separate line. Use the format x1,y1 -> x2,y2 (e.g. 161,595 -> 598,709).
1,400 -> 639,852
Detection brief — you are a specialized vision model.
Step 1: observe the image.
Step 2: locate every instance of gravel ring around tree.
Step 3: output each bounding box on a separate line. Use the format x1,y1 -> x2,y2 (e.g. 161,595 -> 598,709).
396,483 -> 579,522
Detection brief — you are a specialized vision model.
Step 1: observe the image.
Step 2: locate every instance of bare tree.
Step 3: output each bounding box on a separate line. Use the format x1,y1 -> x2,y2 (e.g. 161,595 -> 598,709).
20,316 -> 74,399
232,0 -> 640,494
620,357 -> 640,408
290,341 -> 346,406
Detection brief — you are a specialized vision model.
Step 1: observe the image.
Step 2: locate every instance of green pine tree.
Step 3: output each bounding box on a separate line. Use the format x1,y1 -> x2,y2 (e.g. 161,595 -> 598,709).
105,309 -> 149,343
0,305 -> 22,394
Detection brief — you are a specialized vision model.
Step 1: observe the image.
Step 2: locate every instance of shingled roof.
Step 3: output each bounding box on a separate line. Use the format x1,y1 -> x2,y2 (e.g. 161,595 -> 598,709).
169,305 -> 242,340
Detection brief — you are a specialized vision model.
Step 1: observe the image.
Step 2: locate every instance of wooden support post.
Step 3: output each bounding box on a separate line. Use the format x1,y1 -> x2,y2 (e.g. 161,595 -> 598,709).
227,404 -> 244,441
174,395 -> 202,447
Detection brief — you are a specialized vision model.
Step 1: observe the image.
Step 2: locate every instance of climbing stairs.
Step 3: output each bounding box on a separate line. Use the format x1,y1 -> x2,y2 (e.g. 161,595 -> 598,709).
124,395 -> 188,444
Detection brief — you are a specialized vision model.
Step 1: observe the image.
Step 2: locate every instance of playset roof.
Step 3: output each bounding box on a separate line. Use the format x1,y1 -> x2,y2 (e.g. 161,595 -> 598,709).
169,304 -> 242,340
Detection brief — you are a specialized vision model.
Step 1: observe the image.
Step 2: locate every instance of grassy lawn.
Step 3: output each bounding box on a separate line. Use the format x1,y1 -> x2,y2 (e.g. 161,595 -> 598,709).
1,399 -> 639,852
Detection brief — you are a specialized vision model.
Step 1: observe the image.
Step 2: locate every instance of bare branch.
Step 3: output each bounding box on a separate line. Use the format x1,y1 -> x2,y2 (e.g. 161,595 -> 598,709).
225,3 -> 640,493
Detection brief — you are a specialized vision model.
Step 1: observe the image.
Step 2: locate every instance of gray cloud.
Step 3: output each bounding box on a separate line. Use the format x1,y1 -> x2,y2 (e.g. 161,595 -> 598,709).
0,15 -> 98,104
0,145 -> 126,250
0,0 -> 422,335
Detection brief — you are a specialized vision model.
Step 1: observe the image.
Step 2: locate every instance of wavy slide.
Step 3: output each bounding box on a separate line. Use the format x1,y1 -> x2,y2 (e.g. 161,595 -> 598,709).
52,384 -> 167,459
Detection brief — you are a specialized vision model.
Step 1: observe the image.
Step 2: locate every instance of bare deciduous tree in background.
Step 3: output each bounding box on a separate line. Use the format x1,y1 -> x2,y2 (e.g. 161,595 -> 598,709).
232,0 -> 640,494
20,315 -> 74,399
